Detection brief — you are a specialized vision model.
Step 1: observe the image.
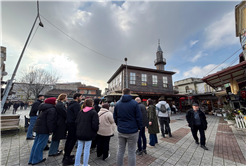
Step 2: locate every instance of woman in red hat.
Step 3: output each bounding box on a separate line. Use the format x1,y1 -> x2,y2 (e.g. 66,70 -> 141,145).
28,97 -> 57,165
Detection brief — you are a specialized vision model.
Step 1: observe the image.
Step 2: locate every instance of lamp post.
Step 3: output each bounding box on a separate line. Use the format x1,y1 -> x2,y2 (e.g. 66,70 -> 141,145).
125,57 -> 128,88
1,0 -> 44,110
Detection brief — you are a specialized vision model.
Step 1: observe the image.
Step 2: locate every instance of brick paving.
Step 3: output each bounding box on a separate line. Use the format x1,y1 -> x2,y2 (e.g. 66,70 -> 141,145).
1,113 -> 246,166
160,128 -> 190,144
110,154 -> 156,166
219,117 -> 227,124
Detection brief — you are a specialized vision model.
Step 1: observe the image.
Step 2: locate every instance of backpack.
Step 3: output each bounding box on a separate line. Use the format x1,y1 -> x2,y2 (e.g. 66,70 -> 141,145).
160,104 -> 167,113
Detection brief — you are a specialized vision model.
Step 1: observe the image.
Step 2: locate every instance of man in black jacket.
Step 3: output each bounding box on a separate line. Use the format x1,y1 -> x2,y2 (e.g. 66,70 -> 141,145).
13,101 -> 20,114
135,97 -> 148,156
2,101 -> 9,114
26,95 -> 44,140
186,103 -> 208,150
63,93 -> 82,165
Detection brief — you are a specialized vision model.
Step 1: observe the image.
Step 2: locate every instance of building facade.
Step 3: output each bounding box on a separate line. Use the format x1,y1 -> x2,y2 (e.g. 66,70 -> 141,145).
78,85 -> 102,98
54,82 -> 83,91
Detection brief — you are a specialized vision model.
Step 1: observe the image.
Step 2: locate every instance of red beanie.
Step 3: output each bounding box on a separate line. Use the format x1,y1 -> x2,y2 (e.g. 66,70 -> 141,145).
44,97 -> 56,105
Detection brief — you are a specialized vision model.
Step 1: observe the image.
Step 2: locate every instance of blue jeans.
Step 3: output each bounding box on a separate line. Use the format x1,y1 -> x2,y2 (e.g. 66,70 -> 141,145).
74,140 -> 92,166
137,127 -> 146,151
149,134 -> 158,146
48,140 -> 60,155
29,134 -> 49,164
26,116 -> 37,138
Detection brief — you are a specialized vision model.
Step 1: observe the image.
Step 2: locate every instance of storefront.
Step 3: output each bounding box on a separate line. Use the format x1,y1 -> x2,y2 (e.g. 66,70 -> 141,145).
202,61 -> 246,111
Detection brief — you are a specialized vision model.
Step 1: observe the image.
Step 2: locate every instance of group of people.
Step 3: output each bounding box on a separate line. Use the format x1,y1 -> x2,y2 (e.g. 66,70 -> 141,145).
26,88 -> 208,166
2,100 -> 29,114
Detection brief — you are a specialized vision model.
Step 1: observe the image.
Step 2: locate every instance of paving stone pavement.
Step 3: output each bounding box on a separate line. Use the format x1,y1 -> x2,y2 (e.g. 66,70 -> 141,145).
1,113 -> 246,166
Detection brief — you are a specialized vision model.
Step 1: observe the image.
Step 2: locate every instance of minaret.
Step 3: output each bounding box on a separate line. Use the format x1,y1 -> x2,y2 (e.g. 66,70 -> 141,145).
154,39 -> 166,70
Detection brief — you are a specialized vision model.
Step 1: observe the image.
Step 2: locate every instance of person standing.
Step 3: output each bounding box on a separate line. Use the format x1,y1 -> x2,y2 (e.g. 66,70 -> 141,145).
135,97 -> 148,156
74,98 -> 99,166
24,102 -> 28,110
97,103 -> 114,160
186,103 -> 208,150
63,93 -> 82,165
147,98 -> 159,147
2,101 -> 9,114
155,97 -> 172,138
26,95 -> 44,140
109,102 -> 115,113
20,101 -> 24,110
13,101 -> 19,114
28,97 -> 57,165
48,93 -> 67,156
113,88 -> 143,166
91,98 -> 101,149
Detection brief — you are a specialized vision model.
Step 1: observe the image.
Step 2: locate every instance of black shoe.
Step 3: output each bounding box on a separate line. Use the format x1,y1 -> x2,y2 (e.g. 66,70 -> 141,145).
136,150 -> 143,156
32,158 -> 46,165
43,145 -> 49,151
169,134 -> 172,137
142,149 -> 147,154
162,134 -> 165,138
195,141 -> 199,145
103,154 -> 110,160
201,145 -> 208,150
48,150 -> 62,156
26,137 -> 35,140
62,157 -> 75,165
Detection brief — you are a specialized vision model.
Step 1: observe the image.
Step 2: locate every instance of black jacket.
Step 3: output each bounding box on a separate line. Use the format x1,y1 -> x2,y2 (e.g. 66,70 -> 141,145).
186,109 -> 208,130
33,103 -> 57,134
29,100 -> 43,116
94,98 -> 101,113
66,100 -> 80,123
52,101 -> 67,141
3,103 -> 9,109
138,103 -> 148,127
13,103 -> 19,109
75,109 -> 99,141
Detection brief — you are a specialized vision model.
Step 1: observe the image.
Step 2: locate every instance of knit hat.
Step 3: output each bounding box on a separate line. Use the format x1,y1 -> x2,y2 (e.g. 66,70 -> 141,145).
110,102 -> 115,106
44,97 -> 56,105
102,103 -> 109,110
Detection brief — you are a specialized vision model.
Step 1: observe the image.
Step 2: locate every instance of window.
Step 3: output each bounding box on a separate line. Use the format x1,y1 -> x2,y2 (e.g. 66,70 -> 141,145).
130,73 -> 136,84
152,75 -> 157,86
163,76 -> 168,88
141,74 -> 147,86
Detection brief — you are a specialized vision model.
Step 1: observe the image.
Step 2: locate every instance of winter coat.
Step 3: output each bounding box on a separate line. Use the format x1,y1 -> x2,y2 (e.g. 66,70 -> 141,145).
52,101 -> 67,141
155,101 -> 171,117
3,103 -> 9,109
76,108 -> 99,141
13,103 -> 19,109
33,103 -> 57,134
98,108 -> 115,136
138,103 -> 149,127
186,109 -> 208,130
94,98 -> 101,113
29,100 -> 43,116
113,94 -> 143,134
147,105 -> 160,134
66,100 -> 80,123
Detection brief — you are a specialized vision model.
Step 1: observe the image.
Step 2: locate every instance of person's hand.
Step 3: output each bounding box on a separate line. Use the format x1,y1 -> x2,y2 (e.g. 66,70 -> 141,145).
149,122 -> 152,125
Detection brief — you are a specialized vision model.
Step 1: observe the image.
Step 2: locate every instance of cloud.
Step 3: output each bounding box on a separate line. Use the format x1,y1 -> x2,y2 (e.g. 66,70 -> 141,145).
2,1 -> 239,91
203,11 -> 238,49
191,51 -> 203,62
183,63 -> 228,78
190,40 -> 199,47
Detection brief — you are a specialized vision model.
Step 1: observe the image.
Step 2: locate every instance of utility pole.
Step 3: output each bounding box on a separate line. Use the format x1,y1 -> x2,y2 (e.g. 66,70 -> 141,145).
1,0 -> 44,110
125,57 -> 128,88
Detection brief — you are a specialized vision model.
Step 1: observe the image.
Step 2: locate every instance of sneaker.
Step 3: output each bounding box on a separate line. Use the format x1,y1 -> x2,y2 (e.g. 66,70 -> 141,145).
195,141 -> 199,145
147,144 -> 155,148
169,134 -> 172,137
26,137 -> 35,140
43,145 -> 49,151
104,154 -> 110,160
142,149 -> 147,154
201,145 -> 208,150
136,150 -> 143,156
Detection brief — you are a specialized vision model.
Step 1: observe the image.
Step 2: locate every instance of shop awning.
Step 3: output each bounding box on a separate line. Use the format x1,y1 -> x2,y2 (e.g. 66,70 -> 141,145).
105,92 -> 139,97
201,61 -> 246,88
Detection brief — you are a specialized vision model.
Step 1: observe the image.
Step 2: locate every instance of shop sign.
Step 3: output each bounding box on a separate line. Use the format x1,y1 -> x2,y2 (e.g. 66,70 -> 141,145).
241,90 -> 246,98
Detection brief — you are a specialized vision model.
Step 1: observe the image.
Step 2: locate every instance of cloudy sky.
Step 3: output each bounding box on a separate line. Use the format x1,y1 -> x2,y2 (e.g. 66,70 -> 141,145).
1,1 -> 242,92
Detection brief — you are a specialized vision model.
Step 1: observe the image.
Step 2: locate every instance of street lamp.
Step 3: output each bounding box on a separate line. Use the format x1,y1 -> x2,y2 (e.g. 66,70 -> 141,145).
125,57 -> 128,88
1,0 -> 44,110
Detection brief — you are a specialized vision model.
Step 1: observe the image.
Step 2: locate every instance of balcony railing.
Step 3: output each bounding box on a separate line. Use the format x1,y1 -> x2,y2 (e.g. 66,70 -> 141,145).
154,58 -> 166,64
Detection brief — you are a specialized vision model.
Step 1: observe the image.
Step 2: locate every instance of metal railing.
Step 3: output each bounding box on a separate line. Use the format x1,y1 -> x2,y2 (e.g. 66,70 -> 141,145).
154,58 -> 166,64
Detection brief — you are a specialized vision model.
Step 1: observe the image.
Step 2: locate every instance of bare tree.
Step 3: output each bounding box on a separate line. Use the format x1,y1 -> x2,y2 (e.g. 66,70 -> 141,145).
18,67 -> 60,99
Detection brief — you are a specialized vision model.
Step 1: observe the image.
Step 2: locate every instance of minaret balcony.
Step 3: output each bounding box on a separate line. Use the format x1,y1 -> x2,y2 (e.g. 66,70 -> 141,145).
154,58 -> 166,65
